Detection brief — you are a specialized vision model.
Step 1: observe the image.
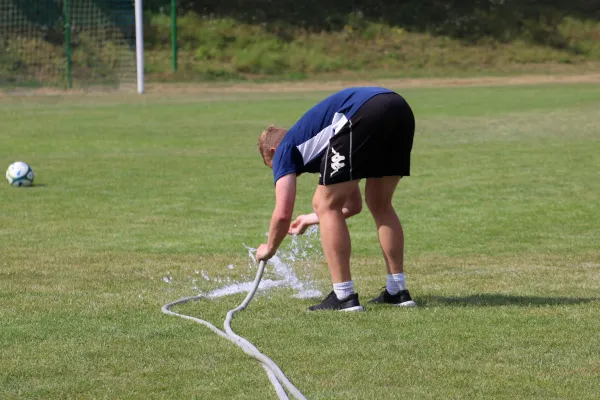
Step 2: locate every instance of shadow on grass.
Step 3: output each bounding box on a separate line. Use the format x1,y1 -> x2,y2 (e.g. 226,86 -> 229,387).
5,185 -> 45,189
418,293 -> 599,307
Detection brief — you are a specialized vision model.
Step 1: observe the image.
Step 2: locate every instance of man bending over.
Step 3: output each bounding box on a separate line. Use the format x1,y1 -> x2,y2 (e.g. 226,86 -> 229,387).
255,87 -> 417,311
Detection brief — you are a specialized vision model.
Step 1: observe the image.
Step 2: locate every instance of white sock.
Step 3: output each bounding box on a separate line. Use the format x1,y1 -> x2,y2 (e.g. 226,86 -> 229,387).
333,280 -> 355,300
386,273 -> 407,295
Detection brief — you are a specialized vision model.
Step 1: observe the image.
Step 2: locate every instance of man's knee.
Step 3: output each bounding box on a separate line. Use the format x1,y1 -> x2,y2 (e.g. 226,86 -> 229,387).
365,191 -> 392,214
313,190 -> 345,216
313,195 -> 338,216
344,189 -> 363,217
365,176 -> 400,214
346,198 -> 363,217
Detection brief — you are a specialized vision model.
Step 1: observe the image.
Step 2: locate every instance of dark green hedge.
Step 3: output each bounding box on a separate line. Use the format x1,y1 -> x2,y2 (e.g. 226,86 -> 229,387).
145,0 -> 600,44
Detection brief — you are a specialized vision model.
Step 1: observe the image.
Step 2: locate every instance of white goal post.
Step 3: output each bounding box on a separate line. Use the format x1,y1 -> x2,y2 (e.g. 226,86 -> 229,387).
135,0 -> 144,94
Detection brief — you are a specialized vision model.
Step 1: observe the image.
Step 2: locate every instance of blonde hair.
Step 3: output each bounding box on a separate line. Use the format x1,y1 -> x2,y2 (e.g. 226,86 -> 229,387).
257,125 -> 288,165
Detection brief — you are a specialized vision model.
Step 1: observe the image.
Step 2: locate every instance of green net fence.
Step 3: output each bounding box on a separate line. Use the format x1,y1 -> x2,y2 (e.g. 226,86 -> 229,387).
2,1 -> 599,89
0,0 -> 136,89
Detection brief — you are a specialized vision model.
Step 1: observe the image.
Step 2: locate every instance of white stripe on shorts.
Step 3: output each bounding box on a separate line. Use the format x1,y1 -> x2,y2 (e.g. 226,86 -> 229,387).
349,119 -> 353,180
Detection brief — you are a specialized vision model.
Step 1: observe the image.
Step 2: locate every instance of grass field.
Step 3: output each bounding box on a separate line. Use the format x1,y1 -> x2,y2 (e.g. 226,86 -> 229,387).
1,82 -> 599,399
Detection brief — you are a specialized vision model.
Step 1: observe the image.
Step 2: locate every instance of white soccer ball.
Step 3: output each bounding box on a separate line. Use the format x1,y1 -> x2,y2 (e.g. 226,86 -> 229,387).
6,161 -> 35,187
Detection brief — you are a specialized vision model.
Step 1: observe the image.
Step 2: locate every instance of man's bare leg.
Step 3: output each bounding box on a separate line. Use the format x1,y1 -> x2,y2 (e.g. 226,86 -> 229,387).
365,176 -> 415,306
365,176 -> 404,274
312,180 -> 360,284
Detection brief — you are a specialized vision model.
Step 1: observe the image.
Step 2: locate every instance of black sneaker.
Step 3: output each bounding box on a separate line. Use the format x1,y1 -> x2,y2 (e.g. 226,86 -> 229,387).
308,291 -> 365,312
368,289 -> 416,307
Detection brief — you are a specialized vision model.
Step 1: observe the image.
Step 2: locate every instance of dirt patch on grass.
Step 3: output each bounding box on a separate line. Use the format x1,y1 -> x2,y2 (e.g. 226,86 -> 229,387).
2,73 -> 600,98
147,73 -> 600,95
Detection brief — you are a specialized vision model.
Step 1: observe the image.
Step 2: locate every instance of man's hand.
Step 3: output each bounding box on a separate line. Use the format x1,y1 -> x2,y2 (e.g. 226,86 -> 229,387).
256,243 -> 275,262
288,214 -> 317,235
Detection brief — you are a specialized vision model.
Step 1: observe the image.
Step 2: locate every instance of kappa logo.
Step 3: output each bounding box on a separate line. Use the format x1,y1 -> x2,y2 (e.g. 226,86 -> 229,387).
329,147 -> 346,177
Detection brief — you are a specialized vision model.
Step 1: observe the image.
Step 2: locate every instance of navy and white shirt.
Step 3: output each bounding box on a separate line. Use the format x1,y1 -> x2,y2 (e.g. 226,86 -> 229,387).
272,86 -> 393,184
